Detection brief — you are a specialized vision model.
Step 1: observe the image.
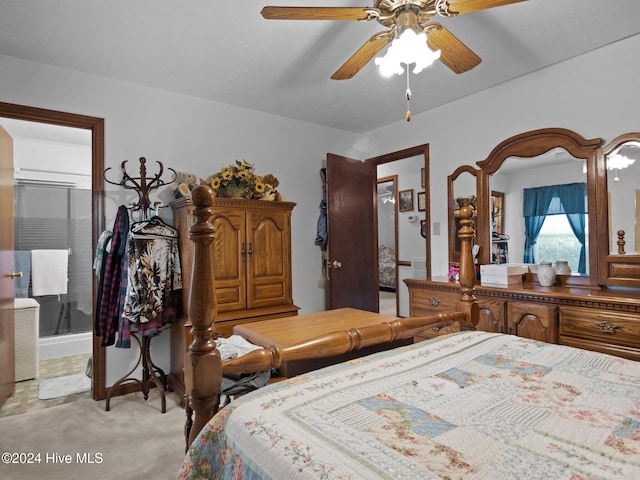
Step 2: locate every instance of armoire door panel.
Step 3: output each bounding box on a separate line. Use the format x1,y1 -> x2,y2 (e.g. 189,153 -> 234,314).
215,287 -> 243,307
211,209 -> 245,312
246,209 -> 291,308
252,283 -> 286,303
248,211 -> 288,276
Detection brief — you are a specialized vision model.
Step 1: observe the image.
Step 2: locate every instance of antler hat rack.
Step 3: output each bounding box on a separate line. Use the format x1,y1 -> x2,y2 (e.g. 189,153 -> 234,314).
104,157 -> 176,219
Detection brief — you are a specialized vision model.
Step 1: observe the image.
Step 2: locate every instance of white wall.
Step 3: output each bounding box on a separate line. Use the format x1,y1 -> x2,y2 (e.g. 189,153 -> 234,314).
0,54 -> 363,384
362,34 -> 640,278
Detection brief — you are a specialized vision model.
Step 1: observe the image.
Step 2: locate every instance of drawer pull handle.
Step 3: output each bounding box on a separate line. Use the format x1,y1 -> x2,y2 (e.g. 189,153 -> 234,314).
429,297 -> 441,307
431,327 -> 440,332
594,321 -> 621,334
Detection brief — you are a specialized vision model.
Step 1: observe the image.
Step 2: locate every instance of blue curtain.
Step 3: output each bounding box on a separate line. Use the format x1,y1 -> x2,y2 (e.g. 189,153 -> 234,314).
555,183 -> 587,215
557,183 -> 587,273
523,215 -> 547,263
522,186 -> 555,263
522,182 -> 587,267
565,213 -> 587,273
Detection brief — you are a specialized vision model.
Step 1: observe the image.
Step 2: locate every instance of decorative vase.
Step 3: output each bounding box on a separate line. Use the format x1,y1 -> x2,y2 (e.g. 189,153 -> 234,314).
537,261 -> 556,287
554,260 -> 571,275
220,185 -> 245,199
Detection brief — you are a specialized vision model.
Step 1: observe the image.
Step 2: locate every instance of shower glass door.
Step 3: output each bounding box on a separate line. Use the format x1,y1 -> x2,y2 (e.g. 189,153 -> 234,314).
14,182 -> 92,337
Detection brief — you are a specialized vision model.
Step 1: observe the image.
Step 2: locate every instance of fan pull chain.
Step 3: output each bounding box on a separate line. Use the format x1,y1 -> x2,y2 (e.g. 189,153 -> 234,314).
405,68 -> 412,122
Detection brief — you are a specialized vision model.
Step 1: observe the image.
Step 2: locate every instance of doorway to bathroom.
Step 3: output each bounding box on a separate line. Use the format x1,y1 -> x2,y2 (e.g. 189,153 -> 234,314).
0,102 -> 105,409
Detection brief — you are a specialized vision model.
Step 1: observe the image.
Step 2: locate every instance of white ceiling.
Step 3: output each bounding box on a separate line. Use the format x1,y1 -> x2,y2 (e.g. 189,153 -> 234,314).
1,0 -> 639,134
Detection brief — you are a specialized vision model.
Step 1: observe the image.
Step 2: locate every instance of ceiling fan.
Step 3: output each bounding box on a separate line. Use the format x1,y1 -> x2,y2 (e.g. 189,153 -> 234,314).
261,0 -> 527,80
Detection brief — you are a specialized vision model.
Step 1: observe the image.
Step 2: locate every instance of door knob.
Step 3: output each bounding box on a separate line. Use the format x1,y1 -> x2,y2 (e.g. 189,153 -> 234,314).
327,260 -> 342,269
7,271 -> 23,278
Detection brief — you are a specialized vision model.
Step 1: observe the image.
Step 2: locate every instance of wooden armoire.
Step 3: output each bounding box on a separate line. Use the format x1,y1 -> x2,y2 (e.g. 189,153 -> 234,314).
168,196 -> 298,395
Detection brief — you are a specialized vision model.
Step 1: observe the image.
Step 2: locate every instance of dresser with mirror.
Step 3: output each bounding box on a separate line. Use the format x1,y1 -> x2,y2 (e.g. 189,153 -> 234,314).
407,128 -> 640,361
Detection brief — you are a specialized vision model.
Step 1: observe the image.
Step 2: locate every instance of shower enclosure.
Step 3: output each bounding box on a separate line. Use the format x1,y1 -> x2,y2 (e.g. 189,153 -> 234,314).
14,181 -> 93,338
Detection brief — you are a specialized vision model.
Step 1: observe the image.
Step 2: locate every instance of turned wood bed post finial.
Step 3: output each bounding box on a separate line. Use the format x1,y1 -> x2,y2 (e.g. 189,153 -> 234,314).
185,184 -> 222,449
457,205 -> 479,330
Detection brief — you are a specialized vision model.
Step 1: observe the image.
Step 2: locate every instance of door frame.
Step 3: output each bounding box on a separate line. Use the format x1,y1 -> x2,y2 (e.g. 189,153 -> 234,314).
0,102 -> 106,400
325,144 -> 431,313
367,144 -> 431,280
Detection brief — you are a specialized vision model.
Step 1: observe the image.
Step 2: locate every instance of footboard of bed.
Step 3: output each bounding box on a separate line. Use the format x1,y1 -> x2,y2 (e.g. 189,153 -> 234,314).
221,311 -> 468,376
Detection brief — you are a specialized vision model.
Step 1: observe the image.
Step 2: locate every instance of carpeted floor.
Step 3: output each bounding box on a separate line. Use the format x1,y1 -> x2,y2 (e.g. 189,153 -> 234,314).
0,389 -> 186,480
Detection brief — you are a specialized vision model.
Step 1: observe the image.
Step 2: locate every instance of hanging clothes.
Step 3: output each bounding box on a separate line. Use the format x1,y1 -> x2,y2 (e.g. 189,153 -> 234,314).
315,168 -> 327,249
119,216 -> 182,344
93,229 -> 112,276
95,205 -> 129,346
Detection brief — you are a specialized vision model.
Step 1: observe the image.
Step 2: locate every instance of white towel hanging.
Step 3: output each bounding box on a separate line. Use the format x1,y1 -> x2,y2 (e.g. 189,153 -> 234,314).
31,249 -> 69,296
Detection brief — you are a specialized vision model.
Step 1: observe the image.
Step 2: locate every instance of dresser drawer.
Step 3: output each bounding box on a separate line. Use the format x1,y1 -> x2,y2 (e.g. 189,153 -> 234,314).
410,289 -> 461,341
559,306 -> 640,349
410,289 -> 460,316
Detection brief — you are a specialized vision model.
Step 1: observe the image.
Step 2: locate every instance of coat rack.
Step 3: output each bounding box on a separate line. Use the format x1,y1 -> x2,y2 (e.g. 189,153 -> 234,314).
102,157 -> 178,413
104,157 -> 176,219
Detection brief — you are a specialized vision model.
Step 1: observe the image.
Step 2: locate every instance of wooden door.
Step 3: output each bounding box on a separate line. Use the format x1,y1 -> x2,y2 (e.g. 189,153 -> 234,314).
0,124 -> 15,407
210,206 -> 246,312
325,153 -> 377,311
246,205 -> 293,309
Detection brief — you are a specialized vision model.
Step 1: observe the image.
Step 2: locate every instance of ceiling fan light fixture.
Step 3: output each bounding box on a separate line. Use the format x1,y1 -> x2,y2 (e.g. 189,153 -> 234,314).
375,28 -> 441,77
607,153 -> 636,171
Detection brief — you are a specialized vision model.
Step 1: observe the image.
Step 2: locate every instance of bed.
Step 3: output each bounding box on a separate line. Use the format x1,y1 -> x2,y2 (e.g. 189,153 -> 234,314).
178,185 -> 640,479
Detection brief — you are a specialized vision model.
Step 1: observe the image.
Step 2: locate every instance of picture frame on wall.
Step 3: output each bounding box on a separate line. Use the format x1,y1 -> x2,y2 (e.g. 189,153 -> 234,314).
399,189 -> 414,212
417,191 -> 426,211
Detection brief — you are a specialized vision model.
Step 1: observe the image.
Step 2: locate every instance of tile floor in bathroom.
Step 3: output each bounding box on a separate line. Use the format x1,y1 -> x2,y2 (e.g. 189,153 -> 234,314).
0,353 -> 92,418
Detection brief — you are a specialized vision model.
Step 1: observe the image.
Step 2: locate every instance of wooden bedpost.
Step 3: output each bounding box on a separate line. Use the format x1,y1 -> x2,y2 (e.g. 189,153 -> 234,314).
184,185 -> 222,449
456,205 -> 479,330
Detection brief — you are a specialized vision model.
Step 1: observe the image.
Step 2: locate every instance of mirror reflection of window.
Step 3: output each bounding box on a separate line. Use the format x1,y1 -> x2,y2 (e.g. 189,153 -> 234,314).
532,213 -> 587,274
491,148 -> 587,272
522,182 -> 588,274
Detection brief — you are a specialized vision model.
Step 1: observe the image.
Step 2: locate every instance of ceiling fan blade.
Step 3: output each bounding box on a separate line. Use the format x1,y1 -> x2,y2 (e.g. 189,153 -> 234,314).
261,6 -> 380,21
331,32 -> 391,80
439,0 -> 527,16
426,23 -> 481,74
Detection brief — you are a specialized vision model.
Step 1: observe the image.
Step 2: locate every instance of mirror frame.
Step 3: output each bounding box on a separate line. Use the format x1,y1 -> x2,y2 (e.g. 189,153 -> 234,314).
448,165 -> 483,264
596,132 -> 640,288
476,128 -> 603,287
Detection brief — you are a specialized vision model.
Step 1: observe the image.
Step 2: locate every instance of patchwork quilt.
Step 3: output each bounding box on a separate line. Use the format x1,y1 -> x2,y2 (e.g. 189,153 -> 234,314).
178,331 -> 640,479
